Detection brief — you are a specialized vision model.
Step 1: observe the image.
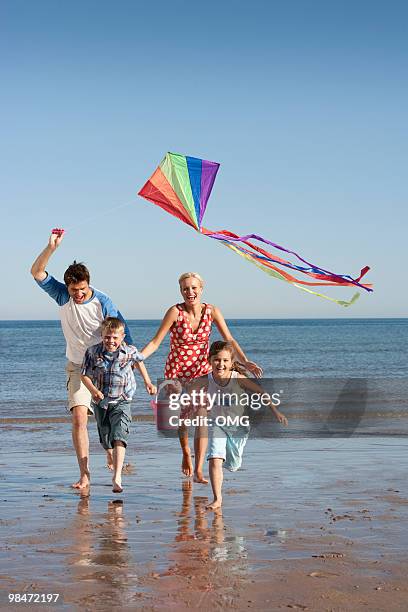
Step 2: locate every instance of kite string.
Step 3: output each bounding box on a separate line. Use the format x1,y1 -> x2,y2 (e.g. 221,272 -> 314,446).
63,200 -> 137,234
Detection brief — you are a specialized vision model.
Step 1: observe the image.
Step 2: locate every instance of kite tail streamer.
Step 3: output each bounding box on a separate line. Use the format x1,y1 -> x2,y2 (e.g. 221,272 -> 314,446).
223,242 -> 361,307
202,228 -> 372,292
222,240 -> 367,288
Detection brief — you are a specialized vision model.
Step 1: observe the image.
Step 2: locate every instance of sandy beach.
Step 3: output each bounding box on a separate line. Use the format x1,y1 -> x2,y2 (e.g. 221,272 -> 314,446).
1,418 -> 407,611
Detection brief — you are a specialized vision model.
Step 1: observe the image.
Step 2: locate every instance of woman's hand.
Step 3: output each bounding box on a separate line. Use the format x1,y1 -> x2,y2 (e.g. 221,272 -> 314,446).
244,360 -> 263,378
157,380 -> 183,398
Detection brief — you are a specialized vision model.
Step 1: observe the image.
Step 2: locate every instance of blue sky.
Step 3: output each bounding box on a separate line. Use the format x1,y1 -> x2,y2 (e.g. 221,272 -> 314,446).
1,0 -> 407,319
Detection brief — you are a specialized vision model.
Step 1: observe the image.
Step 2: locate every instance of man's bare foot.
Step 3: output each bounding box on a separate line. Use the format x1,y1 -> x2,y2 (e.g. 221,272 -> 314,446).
106,449 -> 114,471
206,498 -> 222,510
112,478 -> 123,493
71,471 -> 90,489
181,451 -> 193,477
193,471 -> 208,484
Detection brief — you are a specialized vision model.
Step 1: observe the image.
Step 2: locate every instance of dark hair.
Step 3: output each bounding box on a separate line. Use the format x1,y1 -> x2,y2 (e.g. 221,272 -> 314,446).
208,341 -> 247,375
64,261 -> 90,286
101,317 -> 125,334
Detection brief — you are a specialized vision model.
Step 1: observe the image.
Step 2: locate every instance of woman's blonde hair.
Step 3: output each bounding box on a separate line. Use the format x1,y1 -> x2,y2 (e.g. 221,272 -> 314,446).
178,272 -> 204,287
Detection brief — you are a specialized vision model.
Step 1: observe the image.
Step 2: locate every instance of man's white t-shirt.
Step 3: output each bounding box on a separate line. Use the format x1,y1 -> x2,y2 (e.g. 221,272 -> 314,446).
36,274 -> 132,365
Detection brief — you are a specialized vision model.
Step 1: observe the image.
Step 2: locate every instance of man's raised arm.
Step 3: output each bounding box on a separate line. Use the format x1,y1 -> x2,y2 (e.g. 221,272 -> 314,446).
30,232 -> 64,281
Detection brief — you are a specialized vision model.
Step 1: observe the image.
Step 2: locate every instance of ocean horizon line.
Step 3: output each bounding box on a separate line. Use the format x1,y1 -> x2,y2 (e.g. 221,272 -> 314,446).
1,317 -> 407,323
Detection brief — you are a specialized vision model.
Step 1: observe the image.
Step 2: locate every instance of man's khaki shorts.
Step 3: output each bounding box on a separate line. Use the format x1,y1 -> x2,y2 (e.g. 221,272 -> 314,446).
66,361 -> 93,414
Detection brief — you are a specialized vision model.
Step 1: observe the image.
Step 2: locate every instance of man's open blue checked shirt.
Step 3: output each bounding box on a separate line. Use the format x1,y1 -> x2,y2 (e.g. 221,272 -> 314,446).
82,342 -> 144,401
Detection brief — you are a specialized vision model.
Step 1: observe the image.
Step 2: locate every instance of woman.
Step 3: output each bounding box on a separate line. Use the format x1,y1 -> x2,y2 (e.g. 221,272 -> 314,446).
141,272 -> 262,483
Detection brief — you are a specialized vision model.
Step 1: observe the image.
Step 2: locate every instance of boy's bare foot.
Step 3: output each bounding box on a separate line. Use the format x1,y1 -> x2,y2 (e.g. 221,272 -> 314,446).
206,498 -> 222,510
112,478 -> 123,493
181,450 -> 193,477
71,471 -> 90,489
122,462 -> 133,474
193,471 -> 208,484
106,449 -> 114,471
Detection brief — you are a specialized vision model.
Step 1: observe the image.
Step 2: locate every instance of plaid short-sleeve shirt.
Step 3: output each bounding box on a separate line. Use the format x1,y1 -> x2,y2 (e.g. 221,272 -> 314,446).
82,342 -> 144,401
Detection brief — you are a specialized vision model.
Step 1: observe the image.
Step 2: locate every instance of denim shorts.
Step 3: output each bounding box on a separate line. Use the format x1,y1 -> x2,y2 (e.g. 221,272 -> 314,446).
93,398 -> 132,450
207,424 -> 249,472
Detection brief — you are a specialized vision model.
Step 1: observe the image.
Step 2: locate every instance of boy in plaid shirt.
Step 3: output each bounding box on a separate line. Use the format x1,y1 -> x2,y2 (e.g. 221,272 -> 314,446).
81,317 -> 156,493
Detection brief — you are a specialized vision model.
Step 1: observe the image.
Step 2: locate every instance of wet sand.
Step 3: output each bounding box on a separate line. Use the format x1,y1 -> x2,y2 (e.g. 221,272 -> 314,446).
1,421 -> 408,611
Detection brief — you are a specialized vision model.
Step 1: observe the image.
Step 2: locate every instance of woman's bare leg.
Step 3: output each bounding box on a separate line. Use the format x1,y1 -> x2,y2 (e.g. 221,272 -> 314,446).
178,425 -> 193,477
193,420 -> 208,484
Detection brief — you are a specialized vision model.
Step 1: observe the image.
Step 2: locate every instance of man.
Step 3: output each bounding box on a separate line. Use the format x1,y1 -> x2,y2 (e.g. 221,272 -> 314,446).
30,231 -> 149,489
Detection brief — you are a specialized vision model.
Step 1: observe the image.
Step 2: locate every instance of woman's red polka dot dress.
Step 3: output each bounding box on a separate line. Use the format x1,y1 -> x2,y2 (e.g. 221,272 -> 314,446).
164,304 -> 213,381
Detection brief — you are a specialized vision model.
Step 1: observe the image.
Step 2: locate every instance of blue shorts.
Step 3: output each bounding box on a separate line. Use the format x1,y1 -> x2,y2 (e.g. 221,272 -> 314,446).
207,424 -> 249,472
93,398 -> 132,450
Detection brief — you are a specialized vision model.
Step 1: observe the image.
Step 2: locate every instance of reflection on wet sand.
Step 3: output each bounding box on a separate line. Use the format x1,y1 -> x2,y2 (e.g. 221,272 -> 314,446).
65,483 -> 249,608
151,482 -> 249,607
4,434 -> 408,610
66,494 -> 137,607
176,481 -> 247,561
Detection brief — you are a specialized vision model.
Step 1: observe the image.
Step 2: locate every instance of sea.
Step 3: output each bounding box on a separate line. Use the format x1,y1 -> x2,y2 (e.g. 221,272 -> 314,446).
0,319 -> 407,436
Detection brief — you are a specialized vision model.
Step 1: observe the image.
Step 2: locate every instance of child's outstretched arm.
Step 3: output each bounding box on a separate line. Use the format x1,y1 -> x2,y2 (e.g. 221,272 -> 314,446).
237,375 -> 288,425
134,362 -> 157,395
81,374 -> 104,403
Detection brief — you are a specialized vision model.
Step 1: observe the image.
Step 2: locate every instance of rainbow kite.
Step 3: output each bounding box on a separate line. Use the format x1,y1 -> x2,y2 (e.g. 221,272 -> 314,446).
138,152 -> 372,306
